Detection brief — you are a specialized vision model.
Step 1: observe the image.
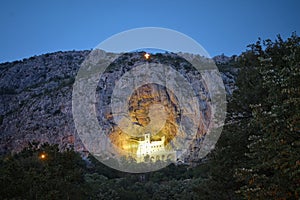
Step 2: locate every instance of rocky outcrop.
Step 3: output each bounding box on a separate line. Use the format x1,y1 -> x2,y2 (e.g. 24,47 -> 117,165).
0,51 -> 89,153
0,50 -> 237,163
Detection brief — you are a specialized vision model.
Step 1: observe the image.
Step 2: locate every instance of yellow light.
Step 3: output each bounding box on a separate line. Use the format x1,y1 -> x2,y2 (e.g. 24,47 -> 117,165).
40,153 -> 46,159
144,53 -> 150,60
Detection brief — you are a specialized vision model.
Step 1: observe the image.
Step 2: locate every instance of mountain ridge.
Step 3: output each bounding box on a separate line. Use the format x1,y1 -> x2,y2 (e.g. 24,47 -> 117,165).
0,50 -> 237,164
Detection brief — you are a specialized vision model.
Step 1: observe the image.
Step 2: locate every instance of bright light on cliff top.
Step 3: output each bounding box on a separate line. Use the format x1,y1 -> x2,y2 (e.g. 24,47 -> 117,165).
144,53 -> 150,60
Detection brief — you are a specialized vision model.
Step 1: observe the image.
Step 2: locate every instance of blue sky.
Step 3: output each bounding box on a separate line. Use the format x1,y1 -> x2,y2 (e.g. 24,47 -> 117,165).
0,0 -> 299,63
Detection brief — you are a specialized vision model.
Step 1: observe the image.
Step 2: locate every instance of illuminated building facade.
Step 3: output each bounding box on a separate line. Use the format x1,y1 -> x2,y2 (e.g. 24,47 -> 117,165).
135,133 -> 176,163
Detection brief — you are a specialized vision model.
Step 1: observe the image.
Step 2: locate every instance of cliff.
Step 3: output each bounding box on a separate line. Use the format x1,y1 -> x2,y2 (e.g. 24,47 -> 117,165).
0,50 -> 237,163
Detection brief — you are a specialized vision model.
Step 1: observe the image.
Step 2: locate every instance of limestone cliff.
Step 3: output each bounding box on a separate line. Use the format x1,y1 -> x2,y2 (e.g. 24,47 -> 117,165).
0,50 -> 237,163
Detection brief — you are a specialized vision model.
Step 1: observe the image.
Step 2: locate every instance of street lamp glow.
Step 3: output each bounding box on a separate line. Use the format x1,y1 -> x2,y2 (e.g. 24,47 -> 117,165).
40,153 -> 46,160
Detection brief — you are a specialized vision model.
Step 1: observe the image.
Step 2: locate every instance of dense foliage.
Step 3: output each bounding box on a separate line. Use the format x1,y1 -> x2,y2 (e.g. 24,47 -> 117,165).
0,143 -> 86,199
0,33 -> 299,199
235,33 -> 300,199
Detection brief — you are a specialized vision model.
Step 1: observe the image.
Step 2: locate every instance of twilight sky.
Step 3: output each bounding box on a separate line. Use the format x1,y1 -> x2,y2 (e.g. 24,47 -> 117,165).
0,0 -> 299,63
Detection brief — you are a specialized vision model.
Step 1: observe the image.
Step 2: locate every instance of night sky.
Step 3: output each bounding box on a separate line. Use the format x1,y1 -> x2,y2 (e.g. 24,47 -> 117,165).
1,0 -> 299,62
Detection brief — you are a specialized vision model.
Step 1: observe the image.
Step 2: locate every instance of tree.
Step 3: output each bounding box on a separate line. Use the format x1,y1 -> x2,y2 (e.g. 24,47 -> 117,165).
0,142 -> 87,200
236,33 -> 300,199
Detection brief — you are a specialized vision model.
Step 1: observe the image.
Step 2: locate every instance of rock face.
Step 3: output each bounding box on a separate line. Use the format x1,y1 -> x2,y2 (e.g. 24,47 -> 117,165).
0,51 -> 89,153
108,83 -> 181,156
0,50 -> 237,163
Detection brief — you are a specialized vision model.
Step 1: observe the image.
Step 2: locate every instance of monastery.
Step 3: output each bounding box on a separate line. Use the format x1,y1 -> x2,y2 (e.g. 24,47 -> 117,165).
134,133 -> 177,163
